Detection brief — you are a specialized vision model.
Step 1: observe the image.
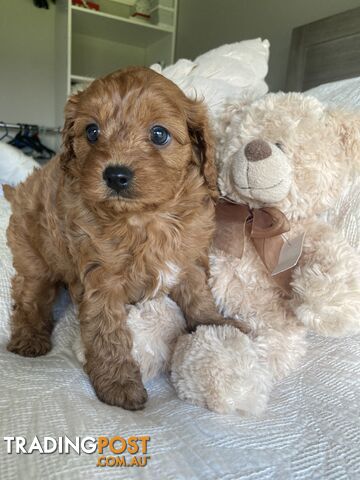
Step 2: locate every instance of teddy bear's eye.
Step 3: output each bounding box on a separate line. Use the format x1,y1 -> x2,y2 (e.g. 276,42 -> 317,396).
275,142 -> 284,151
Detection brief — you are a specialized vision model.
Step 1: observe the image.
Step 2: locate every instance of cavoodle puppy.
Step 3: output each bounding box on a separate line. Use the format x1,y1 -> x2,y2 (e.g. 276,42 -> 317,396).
4,67 -> 243,410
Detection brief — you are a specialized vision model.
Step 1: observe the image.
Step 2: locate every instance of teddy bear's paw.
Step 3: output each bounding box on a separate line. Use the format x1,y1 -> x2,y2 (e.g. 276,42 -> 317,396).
170,325 -> 274,416
292,262 -> 360,336
255,326 -> 307,382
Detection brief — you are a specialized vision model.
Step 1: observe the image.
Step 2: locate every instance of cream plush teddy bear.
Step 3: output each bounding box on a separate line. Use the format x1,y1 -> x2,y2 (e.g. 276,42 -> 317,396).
170,92 -> 360,414
75,92 -> 360,415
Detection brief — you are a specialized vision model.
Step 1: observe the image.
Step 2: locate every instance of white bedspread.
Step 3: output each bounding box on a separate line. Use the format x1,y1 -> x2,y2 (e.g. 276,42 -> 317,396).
1,81 -> 360,479
307,76 -> 360,110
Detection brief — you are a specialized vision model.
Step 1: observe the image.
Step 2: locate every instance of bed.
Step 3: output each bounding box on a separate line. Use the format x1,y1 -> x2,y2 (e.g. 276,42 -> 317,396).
286,6 -> 360,91
1,10 -> 360,480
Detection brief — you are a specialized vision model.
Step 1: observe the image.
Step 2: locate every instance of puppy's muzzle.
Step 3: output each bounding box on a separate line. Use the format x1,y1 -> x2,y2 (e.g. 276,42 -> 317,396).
103,165 -> 134,194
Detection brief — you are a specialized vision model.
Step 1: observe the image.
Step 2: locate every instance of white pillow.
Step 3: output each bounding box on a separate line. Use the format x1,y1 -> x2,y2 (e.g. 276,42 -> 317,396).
70,40 -> 270,116
0,142 -> 39,187
152,39 -> 270,117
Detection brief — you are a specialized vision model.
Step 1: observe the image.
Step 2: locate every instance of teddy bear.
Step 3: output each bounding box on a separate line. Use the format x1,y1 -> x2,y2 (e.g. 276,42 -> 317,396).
170,92 -> 360,414
74,91 -> 360,415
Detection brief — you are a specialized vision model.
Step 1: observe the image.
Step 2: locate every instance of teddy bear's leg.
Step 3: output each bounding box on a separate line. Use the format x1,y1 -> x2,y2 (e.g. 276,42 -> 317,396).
171,316 -> 307,415
128,296 -> 186,380
255,318 -> 307,383
291,222 -> 360,336
171,325 -> 273,415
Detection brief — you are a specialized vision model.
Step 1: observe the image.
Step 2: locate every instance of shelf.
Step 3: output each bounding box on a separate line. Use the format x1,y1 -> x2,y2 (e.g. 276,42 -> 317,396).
152,5 -> 174,12
72,6 -> 173,48
150,0 -> 175,8
109,0 -> 136,5
71,74 -> 95,83
150,5 -> 174,27
55,0 -> 177,124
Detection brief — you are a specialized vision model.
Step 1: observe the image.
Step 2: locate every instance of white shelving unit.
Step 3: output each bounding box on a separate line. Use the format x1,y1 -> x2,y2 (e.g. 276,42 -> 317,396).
55,0 -> 178,125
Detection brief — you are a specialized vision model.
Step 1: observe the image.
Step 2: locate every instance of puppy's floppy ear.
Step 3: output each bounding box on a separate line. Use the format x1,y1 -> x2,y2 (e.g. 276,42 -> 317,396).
60,91 -> 82,172
185,99 -> 219,201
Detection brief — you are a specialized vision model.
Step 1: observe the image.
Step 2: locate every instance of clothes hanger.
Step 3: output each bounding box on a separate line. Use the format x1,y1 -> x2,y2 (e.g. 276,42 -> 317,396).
29,127 -> 56,158
8,124 -> 39,156
33,0 -> 56,9
8,124 -> 29,150
33,0 -> 49,9
0,122 -> 12,142
22,125 -> 43,154
7,124 -> 55,159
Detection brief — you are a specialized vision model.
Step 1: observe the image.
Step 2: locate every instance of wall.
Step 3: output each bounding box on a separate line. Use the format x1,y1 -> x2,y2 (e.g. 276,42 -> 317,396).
175,0 -> 360,91
0,0 -> 56,126
2,0 -> 360,129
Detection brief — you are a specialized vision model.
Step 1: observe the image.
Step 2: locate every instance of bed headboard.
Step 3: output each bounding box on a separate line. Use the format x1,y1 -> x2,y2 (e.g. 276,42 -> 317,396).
286,7 -> 360,92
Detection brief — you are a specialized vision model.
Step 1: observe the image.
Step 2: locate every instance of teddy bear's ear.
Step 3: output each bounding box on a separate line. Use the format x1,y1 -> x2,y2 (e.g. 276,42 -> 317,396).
185,98 -> 219,201
60,91 -> 82,173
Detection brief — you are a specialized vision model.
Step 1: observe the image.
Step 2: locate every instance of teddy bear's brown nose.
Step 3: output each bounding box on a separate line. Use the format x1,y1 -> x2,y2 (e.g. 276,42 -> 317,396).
244,139 -> 272,162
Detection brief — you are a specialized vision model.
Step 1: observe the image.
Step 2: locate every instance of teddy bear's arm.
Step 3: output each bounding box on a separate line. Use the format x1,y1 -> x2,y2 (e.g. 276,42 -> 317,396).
290,221 -> 360,336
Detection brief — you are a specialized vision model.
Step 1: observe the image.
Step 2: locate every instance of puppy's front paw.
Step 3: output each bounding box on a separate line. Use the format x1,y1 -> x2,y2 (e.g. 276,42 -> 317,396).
90,359 -> 148,410
96,379 -> 148,411
7,331 -> 51,357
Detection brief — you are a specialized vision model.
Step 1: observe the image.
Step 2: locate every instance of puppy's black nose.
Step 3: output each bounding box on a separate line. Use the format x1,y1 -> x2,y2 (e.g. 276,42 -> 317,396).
103,165 -> 133,193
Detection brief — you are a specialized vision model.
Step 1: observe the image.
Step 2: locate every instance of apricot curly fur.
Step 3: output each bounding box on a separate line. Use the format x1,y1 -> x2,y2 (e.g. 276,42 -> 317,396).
5,67 -> 243,410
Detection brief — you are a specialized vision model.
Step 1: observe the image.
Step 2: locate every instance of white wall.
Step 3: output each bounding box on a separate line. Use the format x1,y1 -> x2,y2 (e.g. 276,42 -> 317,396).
0,0 -> 56,127
2,0 -> 360,132
175,0 -> 360,91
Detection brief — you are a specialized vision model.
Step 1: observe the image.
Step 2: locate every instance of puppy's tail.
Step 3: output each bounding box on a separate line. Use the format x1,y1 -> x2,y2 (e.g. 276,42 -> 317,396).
2,184 -> 15,203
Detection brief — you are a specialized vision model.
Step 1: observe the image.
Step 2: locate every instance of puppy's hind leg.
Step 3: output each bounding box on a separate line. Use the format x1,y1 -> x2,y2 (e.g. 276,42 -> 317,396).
7,273 -> 58,357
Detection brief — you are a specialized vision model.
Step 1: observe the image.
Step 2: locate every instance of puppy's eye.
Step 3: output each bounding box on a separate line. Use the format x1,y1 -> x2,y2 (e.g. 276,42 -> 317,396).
150,125 -> 171,146
86,123 -> 100,144
275,142 -> 284,151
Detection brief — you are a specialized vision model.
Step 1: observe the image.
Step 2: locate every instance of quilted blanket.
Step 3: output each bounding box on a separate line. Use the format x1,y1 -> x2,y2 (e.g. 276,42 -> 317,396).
1,82 -> 360,479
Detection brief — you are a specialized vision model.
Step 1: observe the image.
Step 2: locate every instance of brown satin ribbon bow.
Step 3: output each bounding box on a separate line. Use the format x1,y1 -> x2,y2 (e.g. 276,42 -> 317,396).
213,199 -> 293,294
